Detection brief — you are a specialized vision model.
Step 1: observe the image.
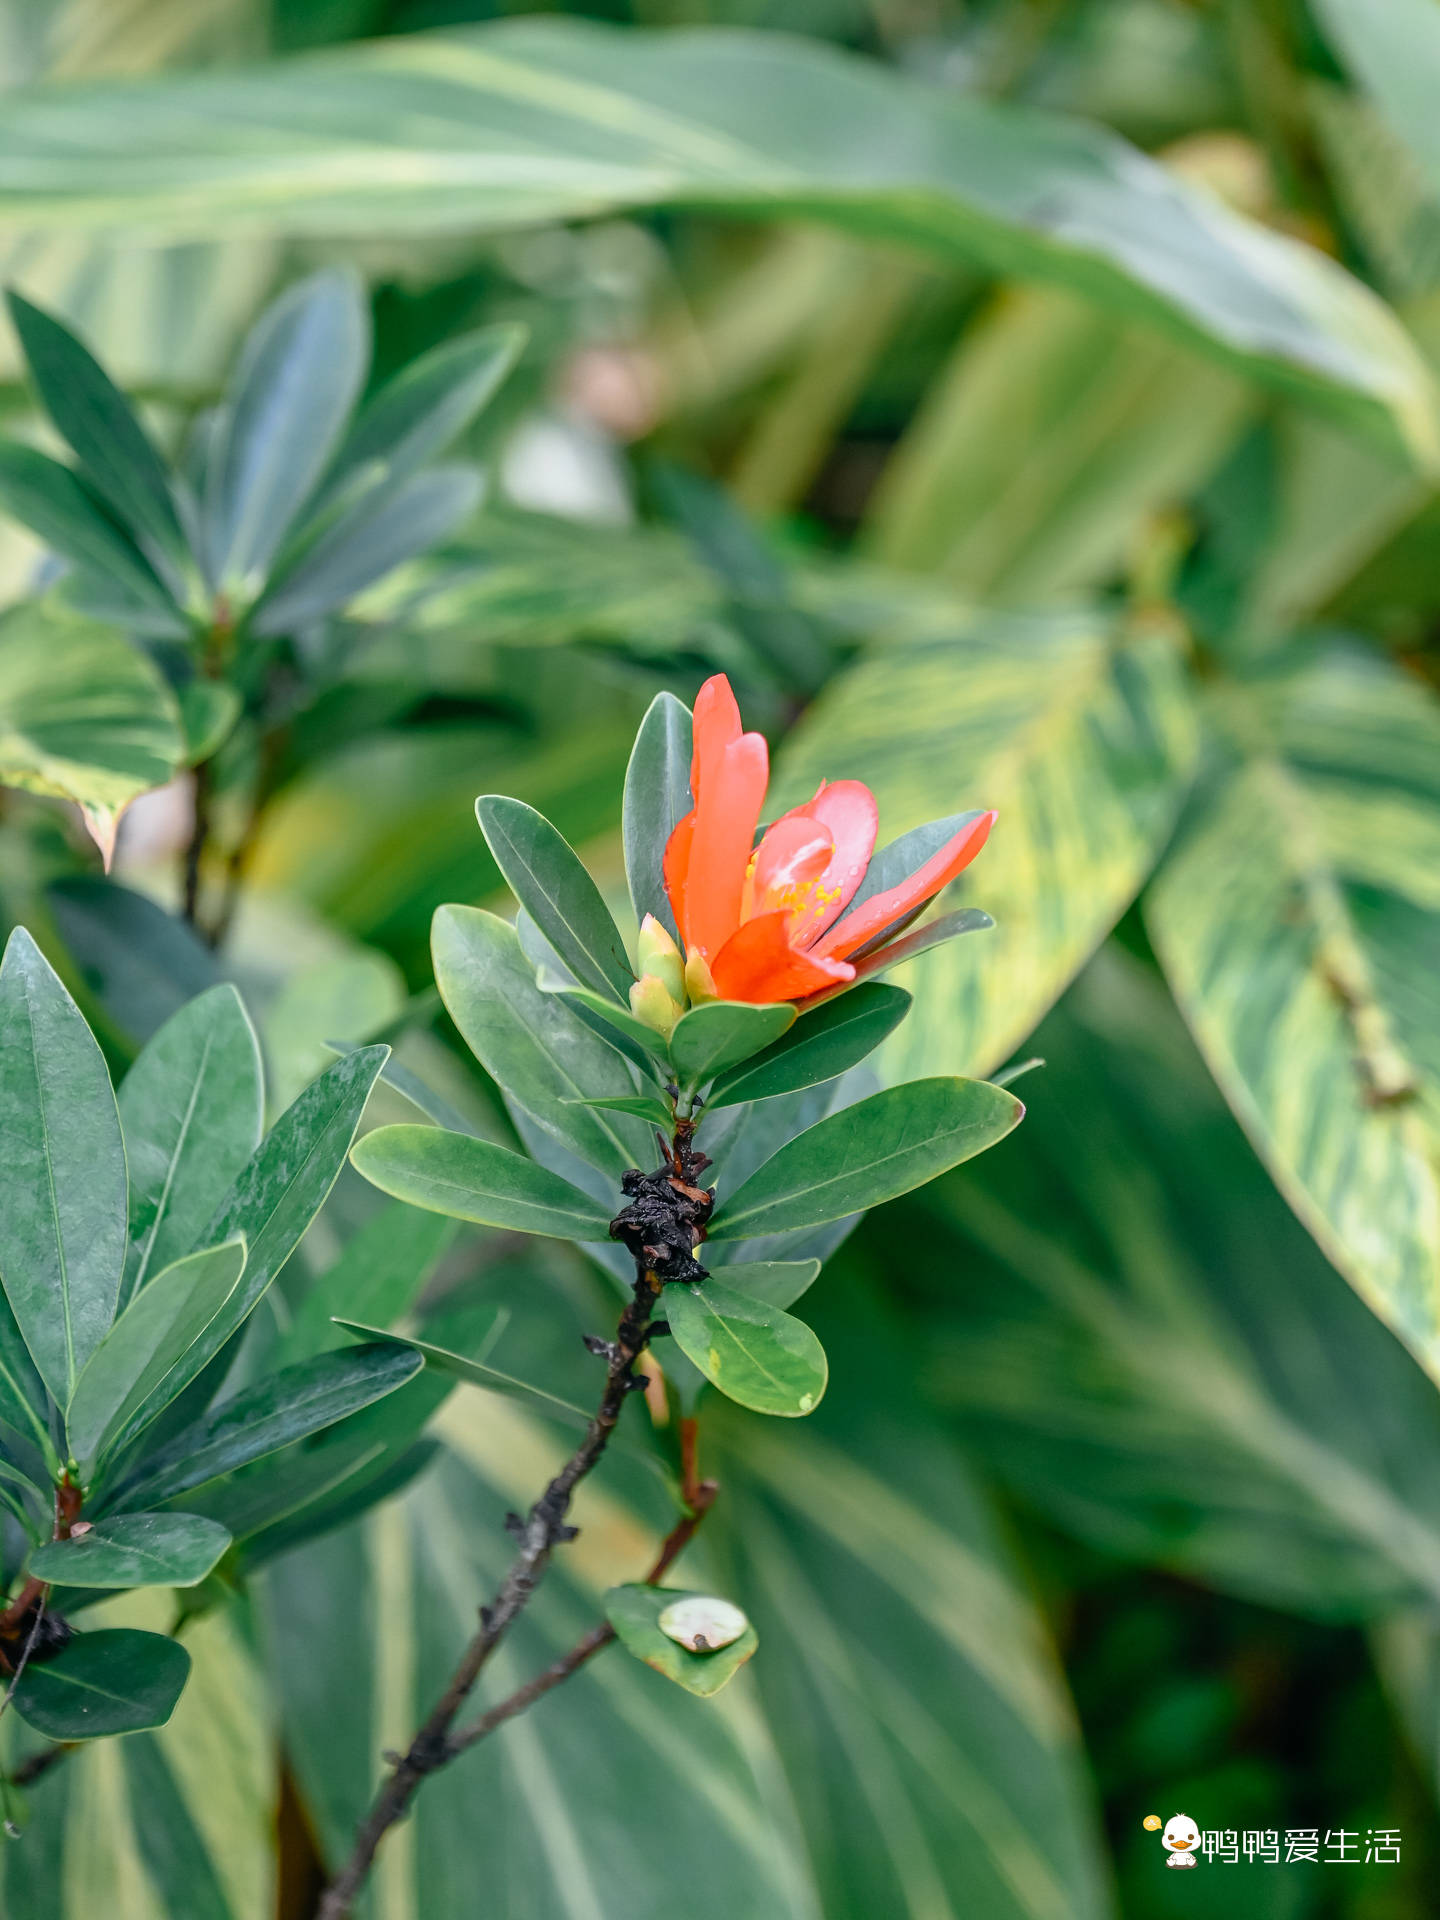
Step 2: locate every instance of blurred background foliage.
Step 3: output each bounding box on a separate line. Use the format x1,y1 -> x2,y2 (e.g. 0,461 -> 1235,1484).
0,0 -> 1437,1912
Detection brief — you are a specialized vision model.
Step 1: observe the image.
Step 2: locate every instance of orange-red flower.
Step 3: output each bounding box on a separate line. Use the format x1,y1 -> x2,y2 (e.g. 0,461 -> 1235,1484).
662,675 -> 995,1006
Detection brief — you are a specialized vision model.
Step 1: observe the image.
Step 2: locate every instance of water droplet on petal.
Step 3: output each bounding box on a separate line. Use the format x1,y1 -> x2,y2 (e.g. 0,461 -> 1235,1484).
658,1595 -> 748,1653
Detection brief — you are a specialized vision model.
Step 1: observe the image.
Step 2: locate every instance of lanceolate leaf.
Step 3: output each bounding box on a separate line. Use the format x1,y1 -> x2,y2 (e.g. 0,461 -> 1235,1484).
66,1238 -> 247,1472
109,1342 -> 426,1513
29,1512 -> 231,1590
669,1001 -> 796,1087
11,1629 -> 190,1740
117,983 -> 263,1303
475,795 -> 634,1002
623,690 -> 693,940
432,905 -> 651,1177
707,984 -> 910,1109
774,605 -> 1195,1078
351,1124 -> 614,1240
1147,648 -> 1440,1384
0,928 -> 126,1404
710,1077 -> 1023,1241
5,290 -> 187,569
0,21 -> 1430,459
666,1279 -> 828,1417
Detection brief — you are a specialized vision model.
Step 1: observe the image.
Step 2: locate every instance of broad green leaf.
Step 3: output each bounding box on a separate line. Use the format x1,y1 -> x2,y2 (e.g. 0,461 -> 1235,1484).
118,983 -> 263,1303
476,795 -> 634,1002
5,289 -> 187,569
251,465 -> 481,634
623,690 -> 693,941
432,904 -> 651,1177
567,1093 -> 675,1132
710,1077 -> 1022,1242
604,1583 -> 758,1697
66,1239 -> 246,1472
1314,0 -> 1440,203
1147,648 -> 1440,1383
178,676 -> 242,764
670,1000 -> 796,1087
0,927 -> 126,1404
707,984 -> 910,1110
150,1046 -> 389,1411
553,984 -> 672,1070
665,1279 -> 827,1417
276,1202 -> 457,1367
773,604 -> 1196,1078
703,1258 -> 820,1311
29,1512 -> 230,1590
106,1342 -> 425,1513
351,1123 -> 614,1240
0,601 -> 184,852
865,282 -> 1250,596
0,22 -> 1432,460
12,1629 -> 190,1740
322,320 -> 525,500
934,948 -> 1440,1621
211,267 -> 368,590
0,444 -> 185,632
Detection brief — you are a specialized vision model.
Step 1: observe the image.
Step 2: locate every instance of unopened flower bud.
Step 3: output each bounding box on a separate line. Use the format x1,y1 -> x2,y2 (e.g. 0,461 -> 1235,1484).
636,913 -> 685,1003
684,947 -> 718,1005
630,972 -> 683,1039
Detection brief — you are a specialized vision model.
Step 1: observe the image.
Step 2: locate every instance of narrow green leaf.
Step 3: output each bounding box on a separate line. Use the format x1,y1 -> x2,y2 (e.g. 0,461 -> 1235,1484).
0,927 -> 126,1404
5,290 -> 186,567
669,1000 -> 795,1087
552,985 -> 671,1069
845,812 -> 987,917
107,1342 -> 425,1513
433,905 -> 653,1177
29,1512 -> 230,1590
117,983 -> 263,1303
10,1629 -> 190,1739
710,1076 -> 1023,1240
665,1278 -> 827,1416
66,1238 -> 246,1472
623,691 -> 693,940
142,1046 -> 389,1414
0,1292 -> 49,1462
323,321 -> 525,498
706,1258 -> 821,1310
252,465 -> 481,634
212,267 -> 368,589
0,444 -> 183,630
351,1123 -> 614,1240
475,795 -> 634,1001
603,1584 -> 758,1697
276,1203 -> 457,1367
564,1093 -> 674,1132
707,984 -> 910,1110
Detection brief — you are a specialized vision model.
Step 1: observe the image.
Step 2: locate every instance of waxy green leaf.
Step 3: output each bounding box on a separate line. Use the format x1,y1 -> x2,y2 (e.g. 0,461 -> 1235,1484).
707,984 -> 910,1109
603,1584 -> 758,1697
552,985 -> 671,1070
29,1513 -> 230,1590
623,691 -> 693,942
277,1203 -> 456,1368
669,1000 -> 795,1087
110,1341 -> 425,1512
565,1093 -> 675,1132
0,928 -> 126,1405
66,1238 -> 246,1471
710,1076 -> 1023,1241
476,795 -> 634,1002
705,1259 -> 821,1311
118,983 -> 263,1303
11,1629 -> 190,1740
665,1278 -> 828,1416
351,1124 -> 614,1240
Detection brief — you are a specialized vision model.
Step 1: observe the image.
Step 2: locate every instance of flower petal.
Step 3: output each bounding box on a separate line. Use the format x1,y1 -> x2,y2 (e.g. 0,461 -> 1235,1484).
773,779 -> 879,941
815,810 -> 996,961
691,674 -> 742,803
663,810 -> 696,949
685,732 -> 770,961
751,814 -> 835,926
711,910 -> 855,1004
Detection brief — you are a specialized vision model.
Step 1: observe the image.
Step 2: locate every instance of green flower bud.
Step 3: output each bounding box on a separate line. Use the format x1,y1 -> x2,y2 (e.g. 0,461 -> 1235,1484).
630,972 -> 683,1039
637,913 -> 685,1003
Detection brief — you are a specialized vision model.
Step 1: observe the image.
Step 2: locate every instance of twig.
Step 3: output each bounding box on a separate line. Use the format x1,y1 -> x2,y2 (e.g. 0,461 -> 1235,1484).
316,1263 -> 665,1918
181,757 -> 212,931
6,1742 -> 73,1791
